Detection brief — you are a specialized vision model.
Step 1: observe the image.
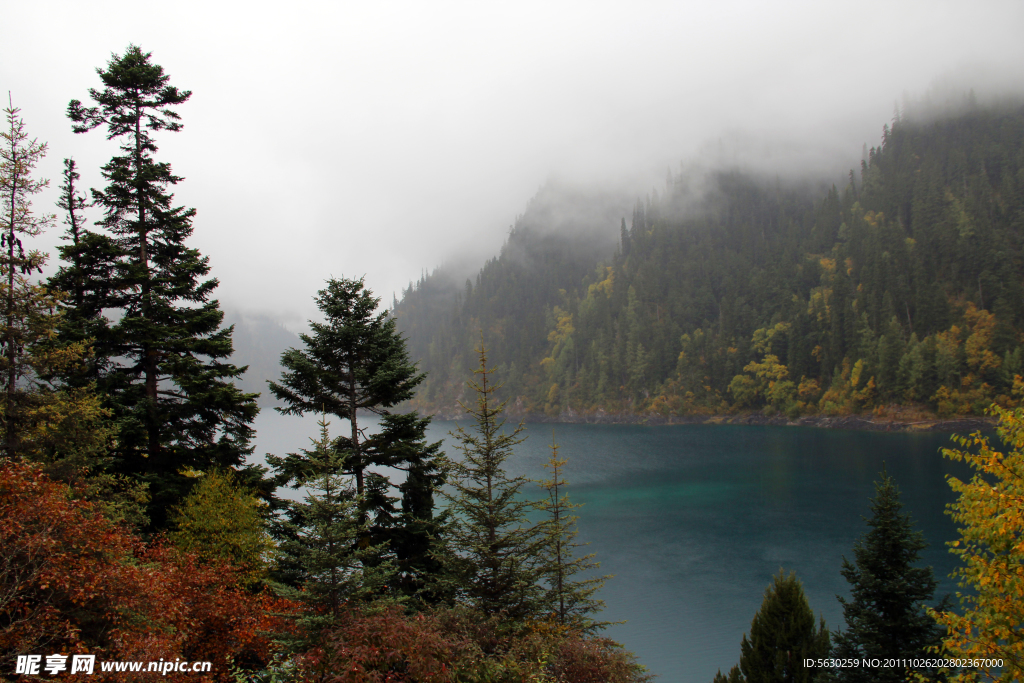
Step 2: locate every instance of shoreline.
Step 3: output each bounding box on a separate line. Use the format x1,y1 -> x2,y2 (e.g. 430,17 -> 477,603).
419,408 -> 995,433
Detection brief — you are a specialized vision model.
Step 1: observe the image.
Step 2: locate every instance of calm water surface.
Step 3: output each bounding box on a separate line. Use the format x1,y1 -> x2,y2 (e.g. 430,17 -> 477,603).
252,414 -> 976,682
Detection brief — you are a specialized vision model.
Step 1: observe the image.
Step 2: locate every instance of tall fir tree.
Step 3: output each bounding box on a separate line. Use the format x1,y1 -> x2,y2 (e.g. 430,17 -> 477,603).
444,341 -> 544,620
63,46 -> 260,527
829,469 -> 947,683
269,277 -> 425,496
536,436 -> 609,631
269,276 -> 446,600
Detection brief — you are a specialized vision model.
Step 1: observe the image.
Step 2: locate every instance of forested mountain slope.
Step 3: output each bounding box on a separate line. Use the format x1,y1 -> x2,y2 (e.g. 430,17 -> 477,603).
394,103 -> 1024,419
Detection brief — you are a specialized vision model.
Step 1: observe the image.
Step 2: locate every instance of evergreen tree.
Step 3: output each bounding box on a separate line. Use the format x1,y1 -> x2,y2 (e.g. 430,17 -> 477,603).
722,569 -> 829,683
272,416 -> 393,640
269,276 -> 447,598
712,666 -> 744,683
49,157 -> 117,384
269,277 -> 425,497
830,469 -> 946,682
444,341 -> 543,620
0,98 -> 52,457
536,436 -> 609,630
64,45 -> 260,527
387,412 -> 450,603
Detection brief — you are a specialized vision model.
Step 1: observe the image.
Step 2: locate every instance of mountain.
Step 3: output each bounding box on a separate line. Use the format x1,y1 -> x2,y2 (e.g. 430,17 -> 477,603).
394,102 -> 1024,420
226,312 -> 302,408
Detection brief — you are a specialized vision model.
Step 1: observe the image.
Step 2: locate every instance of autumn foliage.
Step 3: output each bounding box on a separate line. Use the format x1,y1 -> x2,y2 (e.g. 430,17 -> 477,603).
929,406 -> 1024,681
0,460 -> 296,681
295,605 -> 651,683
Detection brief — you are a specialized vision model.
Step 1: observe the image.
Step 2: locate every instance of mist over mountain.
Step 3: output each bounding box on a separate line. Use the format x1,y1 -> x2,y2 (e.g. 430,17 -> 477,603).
392,99 -> 1024,422
225,312 -> 301,408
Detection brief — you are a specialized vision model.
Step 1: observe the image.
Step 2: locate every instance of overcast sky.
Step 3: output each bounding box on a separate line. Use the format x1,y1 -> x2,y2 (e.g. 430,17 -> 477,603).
3,1 -> 1023,329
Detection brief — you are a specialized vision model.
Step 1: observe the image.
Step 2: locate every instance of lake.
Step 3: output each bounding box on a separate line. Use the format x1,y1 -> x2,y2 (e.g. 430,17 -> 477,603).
251,412 -> 977,682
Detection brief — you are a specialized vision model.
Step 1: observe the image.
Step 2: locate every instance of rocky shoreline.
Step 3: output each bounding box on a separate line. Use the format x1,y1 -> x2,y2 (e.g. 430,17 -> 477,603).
423,406 -> 995,433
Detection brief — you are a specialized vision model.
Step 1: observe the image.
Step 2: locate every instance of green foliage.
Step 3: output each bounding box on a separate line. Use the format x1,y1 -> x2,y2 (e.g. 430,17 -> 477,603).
272,416 -> 394,640
396,104 -> 1024,420
268,276 -> 446,603
444,342 -> 544,620
830,469 -> 946,682
170,469 -> 274,588
721,569 -> 829,683
60,45 -> 260,528
535,437 -> 609,631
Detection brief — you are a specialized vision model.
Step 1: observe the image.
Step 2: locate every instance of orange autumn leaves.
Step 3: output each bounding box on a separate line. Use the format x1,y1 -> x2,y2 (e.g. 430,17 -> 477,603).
0,460 -> 297,682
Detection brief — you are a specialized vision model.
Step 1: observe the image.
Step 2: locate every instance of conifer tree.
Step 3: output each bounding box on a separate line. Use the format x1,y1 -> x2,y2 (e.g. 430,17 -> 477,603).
1,98 -> 53,457
830,469 -> 946,683
63,46 -> 259,526
272,416 -> 393,639
269,276 -> 446,597
719,570 -> 829,683
269,277 -> 426,495
49,158 -> 116,384
536,436 -> 609,630
444,341 -> 543,620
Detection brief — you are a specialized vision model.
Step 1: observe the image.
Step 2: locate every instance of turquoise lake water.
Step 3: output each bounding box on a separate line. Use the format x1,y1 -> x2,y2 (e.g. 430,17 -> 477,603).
253,413 -> 977,682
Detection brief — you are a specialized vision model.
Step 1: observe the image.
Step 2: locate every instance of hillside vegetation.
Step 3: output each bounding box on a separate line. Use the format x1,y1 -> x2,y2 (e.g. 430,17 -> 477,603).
395,102 -> 1024,420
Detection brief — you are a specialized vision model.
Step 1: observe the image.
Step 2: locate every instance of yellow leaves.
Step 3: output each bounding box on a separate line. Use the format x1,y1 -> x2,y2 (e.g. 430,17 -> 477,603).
963,303 -> 1001,373
586,267 -> 615,298
861,210 -> 885,228
751,322 -> 790,355
818,257 -> 836,273
546,307 -> 574,345
807,288 -> 832,324
932,406 -> 1024,681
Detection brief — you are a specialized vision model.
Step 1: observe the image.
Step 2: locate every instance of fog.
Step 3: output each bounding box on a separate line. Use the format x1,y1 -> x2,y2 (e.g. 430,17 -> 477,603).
2,1 -> 1022,329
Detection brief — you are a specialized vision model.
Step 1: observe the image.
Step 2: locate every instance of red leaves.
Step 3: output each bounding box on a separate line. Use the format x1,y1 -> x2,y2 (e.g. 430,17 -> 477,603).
300,606 -> 459,683
1,461 -> 297,681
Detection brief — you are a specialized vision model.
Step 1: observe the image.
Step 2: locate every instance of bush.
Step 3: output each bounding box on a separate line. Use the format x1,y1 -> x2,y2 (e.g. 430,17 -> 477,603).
0,460 -> 296,681
295,605 -> 652,683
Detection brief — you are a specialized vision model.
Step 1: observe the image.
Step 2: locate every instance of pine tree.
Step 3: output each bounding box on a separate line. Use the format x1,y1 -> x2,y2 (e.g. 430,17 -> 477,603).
49,157 -> 116,384
269,277 -> 425,497
444,341 -> 543,620
726,569 -> 829,683
64,45 -> 260,527
1,98 -> 53,457
269,276 -> 447,595
536,436 -> 609,630
830,469 -> 946,683
272,415 -> 393,638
